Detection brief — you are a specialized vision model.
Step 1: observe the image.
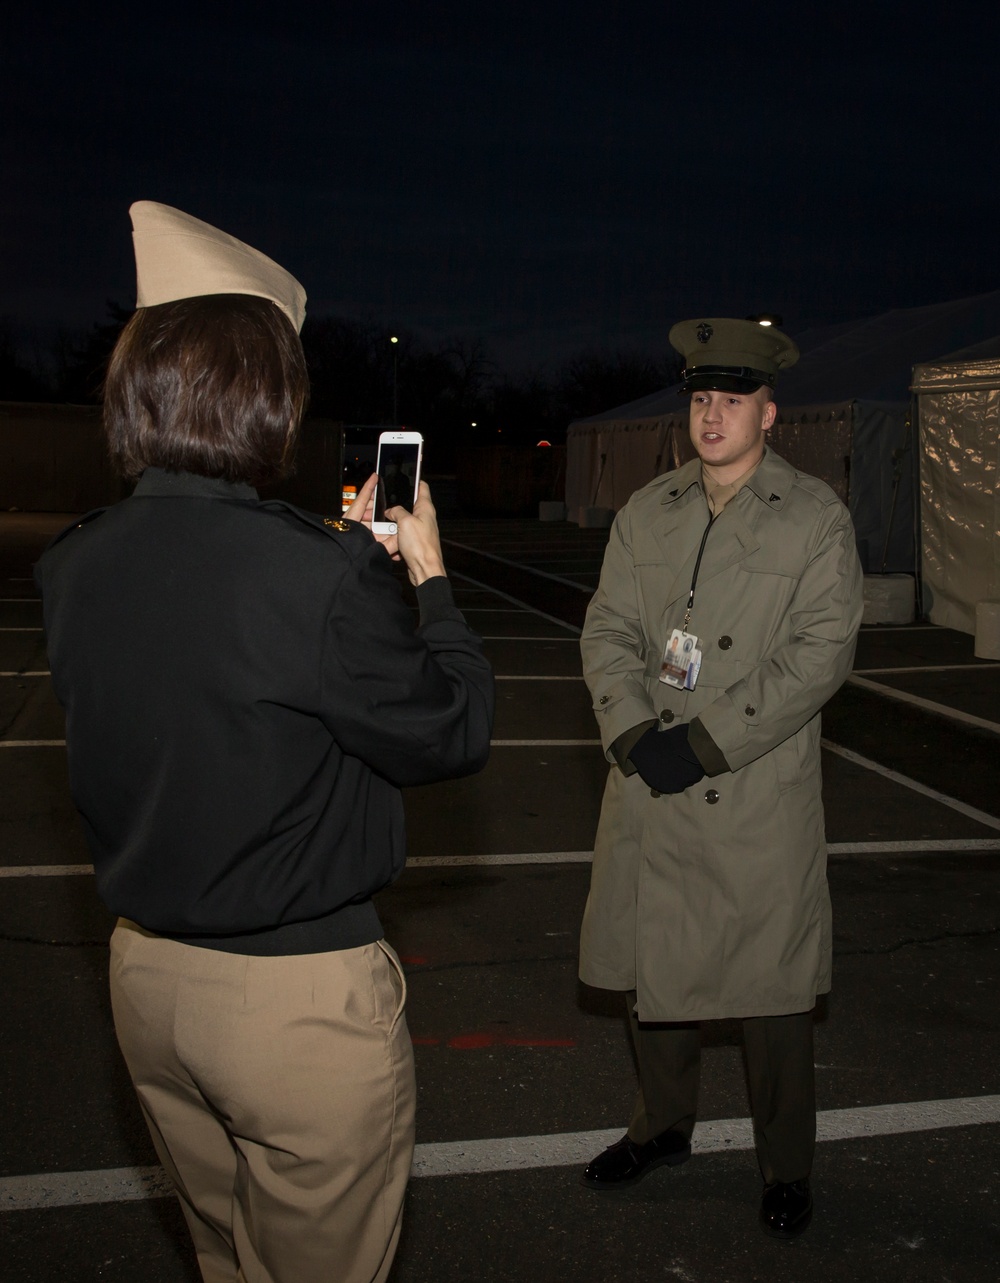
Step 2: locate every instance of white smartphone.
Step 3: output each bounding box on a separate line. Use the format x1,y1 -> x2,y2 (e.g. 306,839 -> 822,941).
372,430 -> 423,535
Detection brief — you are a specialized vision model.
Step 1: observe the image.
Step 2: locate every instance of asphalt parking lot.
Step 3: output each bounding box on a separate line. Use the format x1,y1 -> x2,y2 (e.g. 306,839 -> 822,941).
2,512 -> 1000,1283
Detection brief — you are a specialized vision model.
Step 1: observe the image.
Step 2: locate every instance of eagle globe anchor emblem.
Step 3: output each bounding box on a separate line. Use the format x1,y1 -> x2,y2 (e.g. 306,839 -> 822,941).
696,322 -> 713,344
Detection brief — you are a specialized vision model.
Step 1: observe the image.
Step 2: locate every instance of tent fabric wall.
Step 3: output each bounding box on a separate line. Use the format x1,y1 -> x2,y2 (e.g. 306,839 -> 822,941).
843,402 -> 915,574
567,408 -> 853,520
565,289 -> 1000,565
566,399 -> 915,573
912,359 -> 1000,633
565,414 -> 690,523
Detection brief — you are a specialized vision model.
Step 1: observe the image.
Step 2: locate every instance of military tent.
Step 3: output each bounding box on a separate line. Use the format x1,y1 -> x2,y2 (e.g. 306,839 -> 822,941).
566,290 -> 1000,576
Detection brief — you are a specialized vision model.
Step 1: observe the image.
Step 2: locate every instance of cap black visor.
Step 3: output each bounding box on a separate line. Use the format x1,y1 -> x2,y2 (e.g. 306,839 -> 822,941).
679,365 -> 775,396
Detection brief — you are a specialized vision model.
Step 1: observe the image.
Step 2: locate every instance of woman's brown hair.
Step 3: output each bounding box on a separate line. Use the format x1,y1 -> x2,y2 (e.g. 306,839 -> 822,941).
103,293 -> 309,486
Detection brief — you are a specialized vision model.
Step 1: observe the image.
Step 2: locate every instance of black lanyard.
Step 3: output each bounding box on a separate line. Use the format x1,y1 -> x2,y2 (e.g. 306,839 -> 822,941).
682,515 -> 714,631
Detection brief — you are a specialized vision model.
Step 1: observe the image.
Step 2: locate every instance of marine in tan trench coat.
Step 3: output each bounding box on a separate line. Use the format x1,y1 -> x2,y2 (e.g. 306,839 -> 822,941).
577,319 -> 865,1234
580,444 -> 863,1021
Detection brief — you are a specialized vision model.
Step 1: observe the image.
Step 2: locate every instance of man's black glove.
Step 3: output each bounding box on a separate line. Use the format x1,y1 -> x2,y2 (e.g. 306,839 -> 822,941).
627,724 -> 706,795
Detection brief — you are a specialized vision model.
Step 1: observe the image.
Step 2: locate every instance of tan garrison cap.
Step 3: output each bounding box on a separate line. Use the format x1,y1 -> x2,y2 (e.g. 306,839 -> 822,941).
669,317 -> 799,394
129,201 -> 307,333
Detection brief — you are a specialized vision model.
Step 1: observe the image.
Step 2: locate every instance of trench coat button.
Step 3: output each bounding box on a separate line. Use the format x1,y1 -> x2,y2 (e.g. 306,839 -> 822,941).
658,709 -> 674,724
745,705 -> 756,717
599,695 -> 610,704
718,635 -> 733,650
705,789 -> 719,804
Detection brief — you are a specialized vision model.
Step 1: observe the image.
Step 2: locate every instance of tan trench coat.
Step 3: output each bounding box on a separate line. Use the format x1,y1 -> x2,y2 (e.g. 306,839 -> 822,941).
579,449 -> 863,1021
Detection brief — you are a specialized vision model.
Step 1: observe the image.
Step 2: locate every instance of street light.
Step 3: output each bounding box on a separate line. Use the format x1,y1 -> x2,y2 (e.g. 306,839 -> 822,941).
390,336 -> 399,424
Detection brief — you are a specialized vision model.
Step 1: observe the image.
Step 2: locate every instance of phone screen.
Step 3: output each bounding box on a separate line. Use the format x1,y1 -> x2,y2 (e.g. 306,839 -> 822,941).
374,441 -> 421,522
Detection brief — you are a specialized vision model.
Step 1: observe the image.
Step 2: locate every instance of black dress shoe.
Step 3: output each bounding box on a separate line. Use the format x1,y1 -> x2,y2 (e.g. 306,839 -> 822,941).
581,1129 -> 691,1190
759,1178 -> 813,1239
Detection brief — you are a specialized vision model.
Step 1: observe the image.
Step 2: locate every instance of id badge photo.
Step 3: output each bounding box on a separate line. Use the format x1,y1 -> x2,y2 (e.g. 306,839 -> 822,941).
659,627 -> 702,690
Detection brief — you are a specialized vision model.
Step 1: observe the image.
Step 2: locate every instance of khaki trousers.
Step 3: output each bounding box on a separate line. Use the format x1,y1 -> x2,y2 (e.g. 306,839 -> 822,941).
109,922 -> 415,1283
627,1000 -> 815,1184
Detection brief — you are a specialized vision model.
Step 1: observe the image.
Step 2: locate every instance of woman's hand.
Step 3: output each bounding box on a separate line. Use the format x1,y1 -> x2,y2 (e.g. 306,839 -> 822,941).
344,473 -> 400,558
387,482 -> 446,586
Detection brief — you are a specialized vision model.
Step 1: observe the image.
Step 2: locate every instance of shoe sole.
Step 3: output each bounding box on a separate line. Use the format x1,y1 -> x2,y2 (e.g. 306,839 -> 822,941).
580,1145 -> 691,1191
760,1206 -> 813,1240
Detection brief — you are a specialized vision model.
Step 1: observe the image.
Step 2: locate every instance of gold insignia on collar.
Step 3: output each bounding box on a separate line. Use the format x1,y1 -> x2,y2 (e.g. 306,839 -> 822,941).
323,518 -> 351,531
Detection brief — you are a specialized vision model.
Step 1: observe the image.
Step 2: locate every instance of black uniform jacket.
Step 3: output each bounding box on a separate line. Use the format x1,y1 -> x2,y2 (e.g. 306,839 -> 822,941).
35,468 -> 494,954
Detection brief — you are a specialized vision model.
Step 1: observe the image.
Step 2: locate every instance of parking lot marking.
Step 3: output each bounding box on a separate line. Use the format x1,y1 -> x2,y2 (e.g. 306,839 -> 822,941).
491,738 -> 600,747
847,674 -> 1000,735
444,540 -> 593,594
4,1094 -> 999,1208
4,839 -> 1000,880
449,572 -> 582,635
855,663 -> 999,674
827,838 -> 1000,854
405,839 -> 1000,866
0,739 -> 65,747
822,740 -> 1000,830
0,864 -> 95,877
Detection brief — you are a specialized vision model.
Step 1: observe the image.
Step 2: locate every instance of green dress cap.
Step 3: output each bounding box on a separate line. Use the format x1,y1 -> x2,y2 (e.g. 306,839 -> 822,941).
669,317 -> 799,394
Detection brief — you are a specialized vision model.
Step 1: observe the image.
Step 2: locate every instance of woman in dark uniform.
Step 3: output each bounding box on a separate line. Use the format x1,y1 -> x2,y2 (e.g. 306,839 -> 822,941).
36,202 -> 494,1283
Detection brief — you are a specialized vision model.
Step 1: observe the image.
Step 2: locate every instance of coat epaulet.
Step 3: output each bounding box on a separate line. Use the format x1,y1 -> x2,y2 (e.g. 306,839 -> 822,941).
47,507 -> 109,549
257,498 -> 369,544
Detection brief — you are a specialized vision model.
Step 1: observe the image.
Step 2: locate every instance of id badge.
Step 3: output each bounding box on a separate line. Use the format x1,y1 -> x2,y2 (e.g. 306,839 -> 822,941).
659,628 -> 702,689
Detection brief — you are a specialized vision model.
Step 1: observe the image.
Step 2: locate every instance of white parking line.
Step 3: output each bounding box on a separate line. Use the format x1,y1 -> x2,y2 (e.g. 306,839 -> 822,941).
0,740 -> 65,747
444,540 -> 594,594
5,838 -> 1000,880
0,864 -> 95,877
490,739 -> 600,747
822,740 -> 1000,831
4,1095 -> 999,1208
847,674 -> 1000,735
407,840 -> 1000,867
450,571 -> 581,636
855,663 -> 998,675
827,838 -> 1000,855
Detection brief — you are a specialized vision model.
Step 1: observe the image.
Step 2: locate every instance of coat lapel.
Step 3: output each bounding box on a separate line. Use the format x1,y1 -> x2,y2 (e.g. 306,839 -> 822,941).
653,477 -> 771,620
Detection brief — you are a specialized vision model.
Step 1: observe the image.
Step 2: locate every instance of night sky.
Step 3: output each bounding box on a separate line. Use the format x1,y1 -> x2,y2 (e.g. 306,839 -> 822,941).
4,0 -> 1000,370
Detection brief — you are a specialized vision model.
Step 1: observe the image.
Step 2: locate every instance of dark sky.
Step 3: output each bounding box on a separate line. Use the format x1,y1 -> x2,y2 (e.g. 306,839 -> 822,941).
4,0 -> 1000,370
